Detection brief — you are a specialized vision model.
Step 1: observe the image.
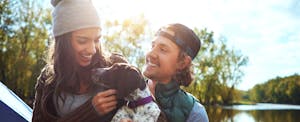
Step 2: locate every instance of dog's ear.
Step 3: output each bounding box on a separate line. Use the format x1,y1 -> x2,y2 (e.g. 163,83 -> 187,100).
116,67 -> 143,98
136,68 -> 146,90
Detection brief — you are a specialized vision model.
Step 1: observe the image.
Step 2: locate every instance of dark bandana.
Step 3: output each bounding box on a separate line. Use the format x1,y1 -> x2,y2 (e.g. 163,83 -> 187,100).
155,80 -> 195,122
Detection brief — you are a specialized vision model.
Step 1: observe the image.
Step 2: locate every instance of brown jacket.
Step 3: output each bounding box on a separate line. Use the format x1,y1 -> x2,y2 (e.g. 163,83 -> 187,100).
32,54 -> 127,122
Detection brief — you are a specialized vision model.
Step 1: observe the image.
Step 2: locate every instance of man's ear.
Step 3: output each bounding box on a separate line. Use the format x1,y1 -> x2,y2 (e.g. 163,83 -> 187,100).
177,55 -> 191,70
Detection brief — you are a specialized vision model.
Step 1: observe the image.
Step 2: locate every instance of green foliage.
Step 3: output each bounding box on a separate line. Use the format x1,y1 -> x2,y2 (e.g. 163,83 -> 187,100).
101,15 -> 151,68
0,0 -> 51,107
249,74 -> 300,104
184,29 -> 248,105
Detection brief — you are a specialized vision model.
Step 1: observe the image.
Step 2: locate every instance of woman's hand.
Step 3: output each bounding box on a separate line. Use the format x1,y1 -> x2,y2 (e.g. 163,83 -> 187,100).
92,89 -> 117,115
120,118 -> 133,122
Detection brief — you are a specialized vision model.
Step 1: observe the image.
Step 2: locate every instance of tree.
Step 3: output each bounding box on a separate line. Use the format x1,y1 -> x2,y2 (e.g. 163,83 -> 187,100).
249,74 -> 300,104
185,29 -> 248,105
101,15 -> 150,68
0,0 -> 51,107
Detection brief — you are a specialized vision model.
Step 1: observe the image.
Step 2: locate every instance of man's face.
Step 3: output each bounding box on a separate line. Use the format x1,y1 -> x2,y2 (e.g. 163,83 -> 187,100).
143,35 -> 180,84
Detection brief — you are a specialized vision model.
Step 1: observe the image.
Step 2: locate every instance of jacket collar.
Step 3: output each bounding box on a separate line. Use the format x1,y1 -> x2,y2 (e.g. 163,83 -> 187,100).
155,80 -> 180,98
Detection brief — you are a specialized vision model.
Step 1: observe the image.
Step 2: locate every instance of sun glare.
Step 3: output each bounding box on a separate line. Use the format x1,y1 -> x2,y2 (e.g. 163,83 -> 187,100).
92,0 -> 203,29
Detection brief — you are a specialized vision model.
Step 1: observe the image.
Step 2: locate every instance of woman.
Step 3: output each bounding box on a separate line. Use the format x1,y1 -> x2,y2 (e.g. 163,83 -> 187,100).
144,23 -> 209,122
32,0 -> 127,121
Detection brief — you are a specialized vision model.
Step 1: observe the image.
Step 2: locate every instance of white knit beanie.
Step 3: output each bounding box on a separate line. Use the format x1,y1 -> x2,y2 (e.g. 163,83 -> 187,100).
51,0 -> 101,37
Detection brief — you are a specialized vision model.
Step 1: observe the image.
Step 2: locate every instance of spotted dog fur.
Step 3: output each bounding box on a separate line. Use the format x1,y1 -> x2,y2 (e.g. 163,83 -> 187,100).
92,63 -> 160,122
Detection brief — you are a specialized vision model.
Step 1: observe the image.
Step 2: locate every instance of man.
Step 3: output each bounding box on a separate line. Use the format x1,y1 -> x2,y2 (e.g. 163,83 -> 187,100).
143,23 -> 209,122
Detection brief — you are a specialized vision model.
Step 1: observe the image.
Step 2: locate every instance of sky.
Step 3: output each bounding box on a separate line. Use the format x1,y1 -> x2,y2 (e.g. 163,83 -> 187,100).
46,0 -> 300,90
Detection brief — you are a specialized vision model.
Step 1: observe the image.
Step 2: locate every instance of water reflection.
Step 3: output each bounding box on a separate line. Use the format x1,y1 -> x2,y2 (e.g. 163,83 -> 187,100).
223,103 -> 300,110
206,104 -> 300,122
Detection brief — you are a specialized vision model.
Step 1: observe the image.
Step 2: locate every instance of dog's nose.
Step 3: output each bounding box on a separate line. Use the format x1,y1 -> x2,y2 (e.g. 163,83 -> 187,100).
91,68 -> 107,76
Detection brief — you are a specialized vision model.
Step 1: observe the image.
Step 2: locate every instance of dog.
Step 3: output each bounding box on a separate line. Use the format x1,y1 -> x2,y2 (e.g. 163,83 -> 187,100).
91,63 -> 161,122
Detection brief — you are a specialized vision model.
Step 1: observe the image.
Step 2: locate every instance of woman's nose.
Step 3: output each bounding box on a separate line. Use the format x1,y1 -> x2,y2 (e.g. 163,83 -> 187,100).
86,42 -> 96,55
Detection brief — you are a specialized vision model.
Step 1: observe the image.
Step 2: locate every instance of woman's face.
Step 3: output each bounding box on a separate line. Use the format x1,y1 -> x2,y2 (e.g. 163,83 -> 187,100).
143,34 -> 181,84
71,28 -> 101,67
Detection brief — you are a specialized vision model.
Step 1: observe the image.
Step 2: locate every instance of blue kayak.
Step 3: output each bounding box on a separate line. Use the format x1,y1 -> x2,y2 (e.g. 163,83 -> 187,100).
0,81 -> 32,122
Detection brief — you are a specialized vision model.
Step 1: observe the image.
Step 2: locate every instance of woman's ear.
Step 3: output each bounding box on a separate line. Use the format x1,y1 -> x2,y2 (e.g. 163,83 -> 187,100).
177,55 -> 191,70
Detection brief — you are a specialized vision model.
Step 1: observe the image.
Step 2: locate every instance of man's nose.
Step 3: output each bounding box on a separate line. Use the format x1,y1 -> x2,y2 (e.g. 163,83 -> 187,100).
147,48 -> 158,59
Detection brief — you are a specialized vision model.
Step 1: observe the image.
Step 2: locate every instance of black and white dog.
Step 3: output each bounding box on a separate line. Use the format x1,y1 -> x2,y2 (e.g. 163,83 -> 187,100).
92,63 -> 160,122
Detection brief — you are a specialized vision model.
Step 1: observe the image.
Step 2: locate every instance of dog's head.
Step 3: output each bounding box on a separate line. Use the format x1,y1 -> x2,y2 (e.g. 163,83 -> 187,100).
91,63 -> 146,98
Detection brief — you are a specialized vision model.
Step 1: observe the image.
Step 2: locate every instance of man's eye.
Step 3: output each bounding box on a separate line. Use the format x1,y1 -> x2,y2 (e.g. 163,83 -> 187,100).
151,43 -> 157,49
94,39 -> 100,43
160,48 -> 167,52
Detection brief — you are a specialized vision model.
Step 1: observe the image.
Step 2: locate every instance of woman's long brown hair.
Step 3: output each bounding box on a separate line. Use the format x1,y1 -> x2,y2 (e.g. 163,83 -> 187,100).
46,32 -> 110,102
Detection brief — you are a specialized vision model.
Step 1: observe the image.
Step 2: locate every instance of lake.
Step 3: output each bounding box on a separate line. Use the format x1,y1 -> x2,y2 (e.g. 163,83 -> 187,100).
206,103 -> 300,122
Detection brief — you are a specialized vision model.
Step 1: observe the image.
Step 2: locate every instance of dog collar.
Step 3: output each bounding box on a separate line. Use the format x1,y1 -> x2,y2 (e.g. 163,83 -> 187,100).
126,96 -> 153,109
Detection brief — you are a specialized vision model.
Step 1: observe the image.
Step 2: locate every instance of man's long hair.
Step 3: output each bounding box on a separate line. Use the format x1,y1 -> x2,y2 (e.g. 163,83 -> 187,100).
172,50 -> 194,87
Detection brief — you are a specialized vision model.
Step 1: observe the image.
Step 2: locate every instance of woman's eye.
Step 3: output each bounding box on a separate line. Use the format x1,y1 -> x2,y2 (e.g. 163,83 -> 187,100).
77,39 -> 87,44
